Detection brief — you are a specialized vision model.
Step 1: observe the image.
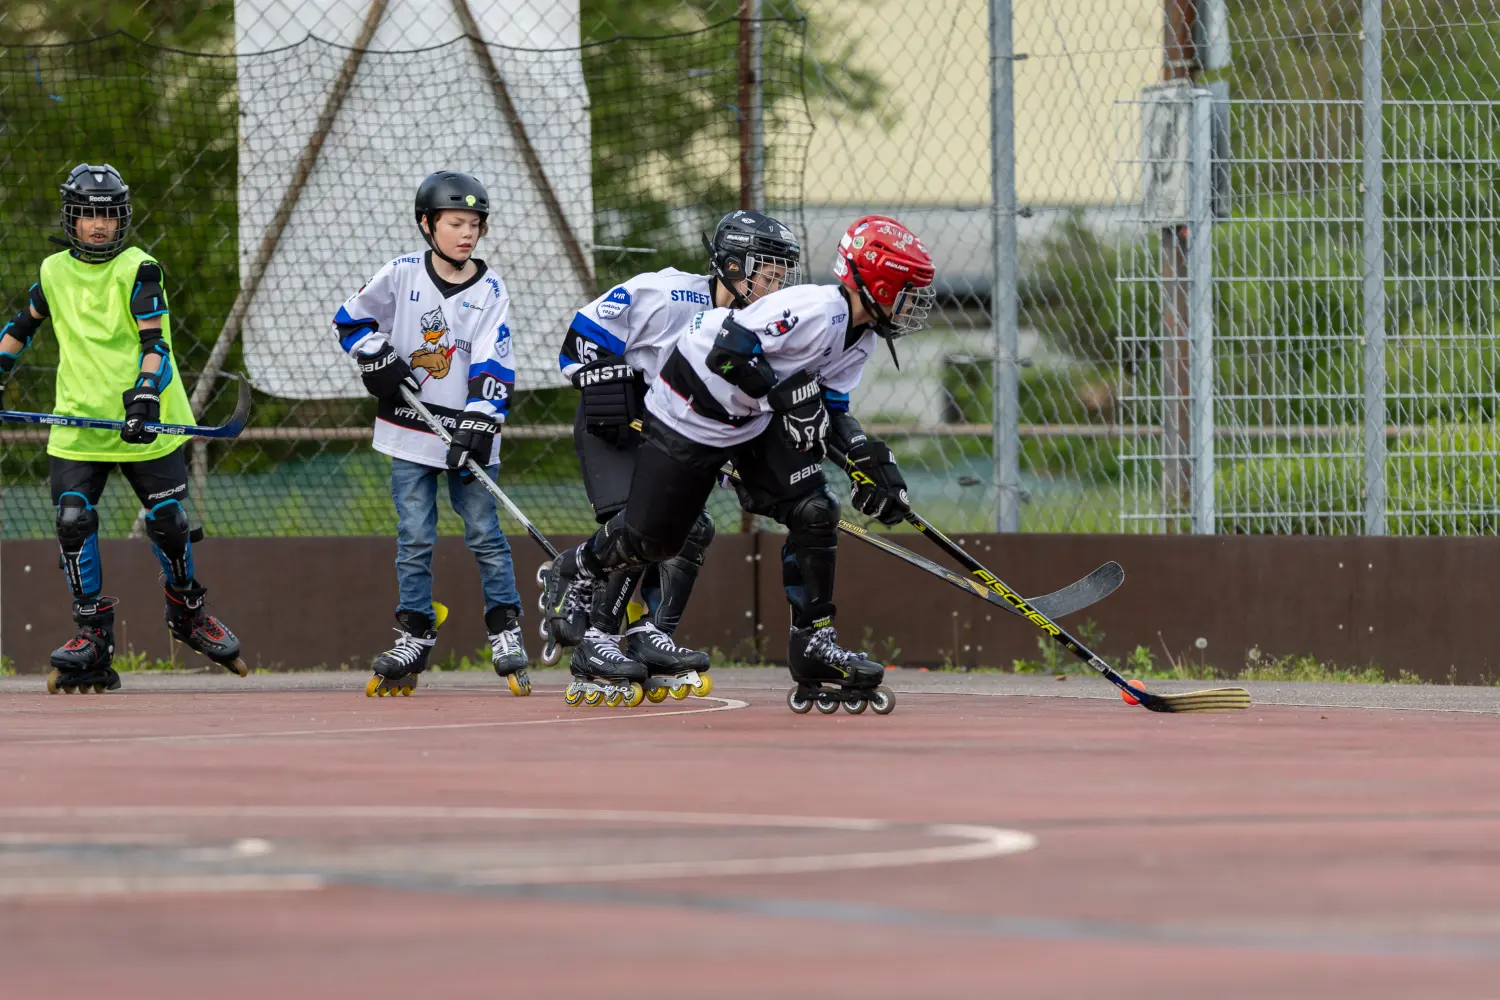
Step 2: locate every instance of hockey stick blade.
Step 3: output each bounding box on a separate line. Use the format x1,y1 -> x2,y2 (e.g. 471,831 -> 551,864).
0,377 -> 252,439
1006,561 -> 1123,621
1136,686 -> 1253,714
823,445 -> 1124,620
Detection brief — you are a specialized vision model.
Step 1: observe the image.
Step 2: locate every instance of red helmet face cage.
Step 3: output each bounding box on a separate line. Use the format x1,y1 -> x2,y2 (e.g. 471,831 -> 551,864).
834,216 -> 936,338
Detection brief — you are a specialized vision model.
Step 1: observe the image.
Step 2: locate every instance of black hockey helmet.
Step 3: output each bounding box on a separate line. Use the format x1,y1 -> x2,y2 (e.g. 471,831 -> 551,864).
414,170 -> 490,266
702,209 -> 802,308
60,163 -> 131,263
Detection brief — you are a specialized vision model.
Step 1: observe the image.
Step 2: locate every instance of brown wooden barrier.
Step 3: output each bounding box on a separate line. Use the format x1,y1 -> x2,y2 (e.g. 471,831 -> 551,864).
4,533 -> 1498,682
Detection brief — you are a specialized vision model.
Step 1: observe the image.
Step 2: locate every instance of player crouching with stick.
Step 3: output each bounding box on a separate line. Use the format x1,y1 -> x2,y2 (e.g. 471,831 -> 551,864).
334,170 -> 529,697
543,216 -> 936,715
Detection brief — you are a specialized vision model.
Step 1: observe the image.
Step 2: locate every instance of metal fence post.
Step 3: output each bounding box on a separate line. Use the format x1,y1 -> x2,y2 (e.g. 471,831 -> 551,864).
990,0 -> 1020,532
1188,88 -> 1215,534
1361,0 -> 1387,536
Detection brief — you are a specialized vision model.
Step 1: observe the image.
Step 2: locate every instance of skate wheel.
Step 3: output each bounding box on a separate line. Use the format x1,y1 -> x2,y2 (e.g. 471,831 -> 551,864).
691,674 -> 714,697
646,685 -> 668,704
46,670 -> 61,695
604,688 -> 624,708
536,561 -> 552,587
223,658 -> 250,678
870,686 -> 896,715
814,693 -> 840,714
538,620 -> 551,641
623,682 -> 644,708
507,671 -> 532,697
787,688 -> 813,714
536,591 -> 548,615
583,689 -> 604,707
91,683 -> 110,694
843,698 -> 867,715
669,684 -> 690,701
563,683 -> 584,707
541,641 -> 562,666
364,676 -> 383,697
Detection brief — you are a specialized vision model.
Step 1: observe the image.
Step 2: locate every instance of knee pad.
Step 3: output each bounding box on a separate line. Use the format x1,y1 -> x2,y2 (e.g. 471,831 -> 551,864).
145,498 -> 195,587
56,492 -> 99,549
592,510 -> 681,571
56,492 -> 101,599
784,488 -> 838,548
680,509 -> 716,561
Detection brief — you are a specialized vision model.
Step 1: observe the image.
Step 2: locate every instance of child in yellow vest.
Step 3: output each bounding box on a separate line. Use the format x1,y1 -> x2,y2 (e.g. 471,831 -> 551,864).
0,164 -> 245,692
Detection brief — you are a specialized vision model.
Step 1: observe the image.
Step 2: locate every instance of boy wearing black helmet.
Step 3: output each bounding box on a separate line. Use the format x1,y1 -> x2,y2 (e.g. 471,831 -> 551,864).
0,163 -> 244,693
334,170 -> 529,697
549,209 -> 800,704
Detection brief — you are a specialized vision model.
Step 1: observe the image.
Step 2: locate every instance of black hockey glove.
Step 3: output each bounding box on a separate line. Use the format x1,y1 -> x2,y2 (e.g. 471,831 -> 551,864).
447,412 -> 498,476
846,437 -> 910,526
767,370 -> 828,457
356,340 -> 420,402
571,356 -> 644,448
120,385 -> 160,444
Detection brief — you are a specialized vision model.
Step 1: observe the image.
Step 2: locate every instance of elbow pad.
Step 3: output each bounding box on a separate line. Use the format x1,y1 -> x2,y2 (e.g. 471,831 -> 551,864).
130,262 -> 168,319
1,283 -> 48,351
703,313 -> 776,398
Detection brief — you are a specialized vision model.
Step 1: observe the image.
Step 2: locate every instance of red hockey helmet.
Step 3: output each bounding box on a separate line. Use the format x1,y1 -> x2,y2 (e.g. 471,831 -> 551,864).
833,215 -> 936,339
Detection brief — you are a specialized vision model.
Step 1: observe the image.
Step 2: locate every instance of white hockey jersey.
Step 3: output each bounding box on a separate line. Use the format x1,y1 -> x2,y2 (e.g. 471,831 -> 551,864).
334,251 -> 515,468
648,283 -> 876,448
558,267 -> 714,384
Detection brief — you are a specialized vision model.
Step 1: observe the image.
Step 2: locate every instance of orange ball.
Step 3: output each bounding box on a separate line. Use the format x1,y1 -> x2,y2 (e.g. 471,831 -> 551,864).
1120,679 -> 1147,706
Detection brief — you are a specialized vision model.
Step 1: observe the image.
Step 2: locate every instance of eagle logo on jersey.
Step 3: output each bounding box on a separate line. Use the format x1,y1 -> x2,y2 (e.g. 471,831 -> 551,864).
410,305 -> 455,381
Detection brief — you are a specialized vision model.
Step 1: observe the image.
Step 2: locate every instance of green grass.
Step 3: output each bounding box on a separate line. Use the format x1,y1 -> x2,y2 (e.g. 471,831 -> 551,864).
1002,620 -> 1432,685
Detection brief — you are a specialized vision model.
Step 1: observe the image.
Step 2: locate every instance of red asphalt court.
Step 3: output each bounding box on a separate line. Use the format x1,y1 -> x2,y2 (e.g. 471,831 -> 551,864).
2,674 -> 1500,999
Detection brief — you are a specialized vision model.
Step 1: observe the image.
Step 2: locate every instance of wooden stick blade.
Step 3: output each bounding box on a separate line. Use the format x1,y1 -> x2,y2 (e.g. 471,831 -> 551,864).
1139,687 -> 1252,713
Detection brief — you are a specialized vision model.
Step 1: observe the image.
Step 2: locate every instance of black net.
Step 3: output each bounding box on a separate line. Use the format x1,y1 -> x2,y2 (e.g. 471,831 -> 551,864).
0,19 -> 809,539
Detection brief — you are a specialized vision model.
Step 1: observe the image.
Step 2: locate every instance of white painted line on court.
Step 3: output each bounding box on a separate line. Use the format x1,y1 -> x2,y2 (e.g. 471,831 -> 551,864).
2,696 -> 749,746
0,874 -> 324,900
0,805 -> 1037,894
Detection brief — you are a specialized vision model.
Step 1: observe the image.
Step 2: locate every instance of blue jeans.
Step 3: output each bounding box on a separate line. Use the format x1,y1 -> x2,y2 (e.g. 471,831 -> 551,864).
391,458 -> 521,619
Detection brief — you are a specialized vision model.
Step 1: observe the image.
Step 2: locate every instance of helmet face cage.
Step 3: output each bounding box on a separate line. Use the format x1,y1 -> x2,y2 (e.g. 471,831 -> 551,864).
888,283 -> 937,339
741,250 -> 802,301
61,164 -> 131,264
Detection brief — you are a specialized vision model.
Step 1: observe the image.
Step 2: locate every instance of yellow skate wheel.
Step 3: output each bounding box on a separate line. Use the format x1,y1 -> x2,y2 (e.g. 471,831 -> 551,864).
46,670 -> 61,695
646,685 -> 668,704
604,689 -> 624,708
432,601 -> 450,630
669,684 -> 690,701
507,672 -> 532,697
223,658 -> 250,678
91,683 -> 109,694
563,684 -> 584,706
623,682 -> 645,708
692,674 -> 714,697
365,676 -> 383,697
582,689 -> 604,707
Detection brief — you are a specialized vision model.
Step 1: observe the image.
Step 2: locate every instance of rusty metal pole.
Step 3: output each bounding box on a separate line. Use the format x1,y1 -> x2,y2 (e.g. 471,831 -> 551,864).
1161,0 -> 1198,531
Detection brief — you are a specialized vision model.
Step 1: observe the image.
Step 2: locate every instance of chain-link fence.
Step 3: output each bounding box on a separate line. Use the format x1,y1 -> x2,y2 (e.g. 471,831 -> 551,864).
6,1 -> 1500,540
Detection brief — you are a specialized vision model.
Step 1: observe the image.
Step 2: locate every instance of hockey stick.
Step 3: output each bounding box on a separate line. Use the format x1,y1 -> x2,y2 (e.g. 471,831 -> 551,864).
827,444 -> 1124,621
719,466 -> 1113,624
399,387 -> 559,560
821,451 -> 1247,713
0,377 -> 252,439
